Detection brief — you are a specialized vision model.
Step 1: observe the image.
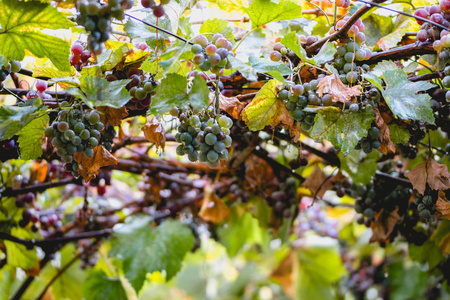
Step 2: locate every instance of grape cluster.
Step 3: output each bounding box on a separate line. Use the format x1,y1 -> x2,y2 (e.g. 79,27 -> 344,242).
78,239 -> 101,269
270,35 -> 318,62
0,60 -> 21,83
69,41 -> 92,71
229,180 -> 250,203
191,34 -> 233,74
45,108 -> 105,176
127,75 -> 156,110
296,204 -> 339,238
76,0 -> 132,53
100,125 -> 116,151
269,177 -> 298,219
278,80 -> 323,131
174,109 -> 233,167
333,41 -> 371,84
0,138 -> 19,162
413,190 -> 437,223
355,125 -> 380,154
32,80 -> 52,100
414,2 -> 450,47
141,0 -> 169,18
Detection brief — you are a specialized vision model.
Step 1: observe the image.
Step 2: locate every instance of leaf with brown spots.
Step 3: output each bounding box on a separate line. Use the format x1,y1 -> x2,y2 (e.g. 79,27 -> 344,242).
199,182 -> 230,223
215,93 -> 246,119
405,159 -> 450,195
142,117 -> 165,152
302,166 -> 333,198
373,106 -> 395,155
74,146 -> 118,182
370,208 -> 401,242
317,74 -> 361,103
97,105 -> 129,126
436,191 -> 450,220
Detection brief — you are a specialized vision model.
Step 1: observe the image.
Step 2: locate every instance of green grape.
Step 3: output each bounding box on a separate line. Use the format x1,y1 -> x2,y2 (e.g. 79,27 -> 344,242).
72,136 -> 82,146
90,129 -> 101,140
83,147 -> 94,158
423,195 -> 433,205
419,209 -> 431,220
199,143 -> 210,153
355,49 -> 366,61
56,148 -> 67,156
205,133 -> 217,146
191,44 -> 203,54
88,137 -> 99,147
94,122 -> 104,131
335,56 -> 345,68
52,138 -> 65,148
183,144 -> 194,154
57,121 -> 69,132
343,63 -> 354,73
72,162 -> 79,172
346,71 -> 358,83
310,80 -> 319,90
278,90 -> 289,100
45,127 -> 56,138
80,129 -> 90,140
207,119 -> 214,126
207,150 -> 219,162
199,152 -> 207,162
222,128 -> 230,135
304,114 -> 315,125
349,103 -> 359,112
207,160 -> 220,168
129,86 -> 137,97
337,45 -> 347,56
218,149 -> 228,160
292,109 -> 305,121
88,111 -> 100,124
74,122 -> 85,133
104,142 -> 112,151
10,60 -> 21,73
64,130 -> 75,140
76,144 -> 85,152
176,145 -> 185,156
189,116 -> 201,128
344,52 -> 354,63
346,41 -> 359,52
66,144 -> 77,155
214,141 -> 226,152
61,154 -> 73,163
135,88 -> 147,100
180,132 -> 193,145
170,107 -> 179,116
301,122 -> 312,131
363,207 -> 374,219
218,116 -> 231,128
211,124 -> 221,135
368,127 -> 380,139
224,135 -> 232,147
188,151 -> 199,162
371,140 -> 380,149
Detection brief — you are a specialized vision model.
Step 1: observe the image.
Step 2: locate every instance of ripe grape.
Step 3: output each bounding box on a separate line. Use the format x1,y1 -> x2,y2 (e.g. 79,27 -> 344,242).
153,5 -> 165,17
36,80 -> 47,92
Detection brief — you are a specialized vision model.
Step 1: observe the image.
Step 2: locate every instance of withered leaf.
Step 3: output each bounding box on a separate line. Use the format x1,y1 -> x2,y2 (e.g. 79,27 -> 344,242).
405,159 -> 450,195
270,250 -> 295,298
215,93 -> 246,119
370,208 -> 401,242
436,191 -> 450,220
142,117 -> 165,151
199,182 -> 230,223
97,105 -> 129,126
302,166 -> 333,198
373,106 -> 395,155
74,146 -> 118,182
245,155 -> 274,189
317,74 -> 361,103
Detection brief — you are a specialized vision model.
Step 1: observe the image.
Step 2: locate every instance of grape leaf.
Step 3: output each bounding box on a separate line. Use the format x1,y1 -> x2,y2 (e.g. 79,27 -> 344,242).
150,73 -> 209,116
363,14 -> 395,48
142,117 -> 166,152
249,56 -> 293,76
82,270 -> 127,300
73,146 -> 118,182
0,102 -> 44,140
381,67 -> 435,124
436,191 -> 450,220
227,56 -> 258,81
388,261 -> 428,300
139,58 -> 162,76
0,0 -> 73,71
388,124 -> 410,144
339,150 -> 381,185
32,66 -> 77,79
307,107 -> 374,155
281,33 -> 336,65
67,76 -> 132,109
109,218 -> 194,292
17,113 -> 49,160
246,0 -> 302,26
199,182 -> 230,223
405,159 -> 450,195
4,227 -> 39,273
370,208 -> 401,242
317,73 -> 361,103
408,239 -> 444,269
200,18 -> 234,41
241,79 -> 285,131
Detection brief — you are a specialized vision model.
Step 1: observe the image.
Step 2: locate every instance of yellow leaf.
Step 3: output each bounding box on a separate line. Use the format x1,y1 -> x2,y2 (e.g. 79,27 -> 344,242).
199,182 -> 230,223
142,117 -> 165,151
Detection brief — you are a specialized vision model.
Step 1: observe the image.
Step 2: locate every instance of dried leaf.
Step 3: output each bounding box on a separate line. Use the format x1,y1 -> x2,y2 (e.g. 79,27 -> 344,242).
302,166 -> 333,198
74,146 -> 118,182
30,161 -> 48,183
405,159 -> 450,195
97,105 -> 129,126
245,155 -> 274,189
199,182 -> 230,223
370,208 -> 401,242
317,74 -> 361,103
215,93 -> 246,119
142,117 -> 165,151
270,250 -> 295,297
373,106 -> 395,155
436,191 -> 450,220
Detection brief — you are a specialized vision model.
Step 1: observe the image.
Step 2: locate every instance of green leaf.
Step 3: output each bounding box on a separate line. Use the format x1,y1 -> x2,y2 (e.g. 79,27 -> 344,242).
381,67 -> 435,124
339,150 -> 381,185
227,56 -> 258,81
109,218 -> 194,292
32,66 -> 77,79
408,240 -> 444,269
372,60 -> 398,77
308,107 -> 374,155
150,73 -> 210,116
0,266 -> 15,300
296,240 -> 346,300
388,261 -> 428,300
159,42 -> 190,75
200,19 -> 234,41
140,58 -> 162,75
82,270 -> 127,300
0,103 -> 43,140
217,209 -> 269,257
281,33 -> 335,65
388,124 -> 410,144
362,72 -> 383,91
249,56 -> 293,76
4,227 -> 39,271
0,0 -> 73,71
17,113 -> 48,160
68,76 -> 132,109
241,79 -> 285,131
246,0 -> 302,26
363,14 -> 395,48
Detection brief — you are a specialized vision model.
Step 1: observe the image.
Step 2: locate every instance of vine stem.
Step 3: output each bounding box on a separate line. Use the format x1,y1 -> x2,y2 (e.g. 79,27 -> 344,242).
233,26 -> 259,52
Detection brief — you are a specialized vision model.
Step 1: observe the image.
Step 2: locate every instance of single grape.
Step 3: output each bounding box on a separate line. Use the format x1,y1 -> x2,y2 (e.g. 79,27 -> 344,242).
64,130 -> 75,140
368,127 -> 380,139
84,147 -> 94,158
344,52 -> 354,63
205,44 -> 217,55
270,51 -> 282,62
205,133 -> 217,146
349,103 -> 359,112
36,80 -> 47,92
57,121 -> 69,133
45,127 -> 56,138
80,129 -> 90,140
207,150 -> 219,162
153,5 -> 165,17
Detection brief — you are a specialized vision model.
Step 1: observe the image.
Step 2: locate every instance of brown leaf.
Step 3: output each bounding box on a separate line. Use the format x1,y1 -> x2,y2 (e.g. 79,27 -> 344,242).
299,65 -> 317,83
74,146 -> 118,182
270,250 -> 295,297
373,106 -> 395,155
214,93 -> 246,119
97,106 -> 128,126
30,161 -> 48,183
317,74 -> 361,103
199,182 -> 230,223
142,117 -> 165,151
25,264 -> 40,277
405,159 -> 450,195
436,191 -> 450,220
438,233 -> 450,254
302,166 -> 333,198
245,155 -> 274,189
370,208 -> 401,242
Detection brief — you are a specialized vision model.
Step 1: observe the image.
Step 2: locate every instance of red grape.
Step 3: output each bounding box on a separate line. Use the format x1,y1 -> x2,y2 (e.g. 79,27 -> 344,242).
71,43 -> 83,56
36,80 -> 47,92
431,13 -> 445,24
414,9 -> 429,25
141,0 -> 155,8
429,4 -> 442,15
442,0 -> 450,12
417,29 -> 429,42
153,5 -> 165,18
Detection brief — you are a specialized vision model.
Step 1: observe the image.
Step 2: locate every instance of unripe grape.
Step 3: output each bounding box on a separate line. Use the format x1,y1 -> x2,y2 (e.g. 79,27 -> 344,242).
270,51 -> 282,62
205,133 -> 217,145
205,44 -> 217,55
193,35 -> 208,47
57,121 -> 69,132
84,147 -> 94,158
207,150 -> 219,162
88,111 -> 100,124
